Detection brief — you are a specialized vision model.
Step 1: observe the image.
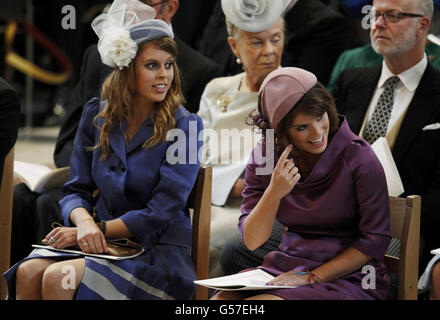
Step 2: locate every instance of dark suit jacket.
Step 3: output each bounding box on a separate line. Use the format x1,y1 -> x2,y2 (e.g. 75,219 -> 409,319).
54,37 -> 220,168
0,77 -> 20,183
172,0 -> 218,49
283,0 -> 354,85
332,64 -> 440,242
198,0 -> 354,84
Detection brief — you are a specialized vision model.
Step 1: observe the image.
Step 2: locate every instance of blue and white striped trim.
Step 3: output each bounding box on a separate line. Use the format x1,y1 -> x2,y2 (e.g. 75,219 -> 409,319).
83,257 -> 175,300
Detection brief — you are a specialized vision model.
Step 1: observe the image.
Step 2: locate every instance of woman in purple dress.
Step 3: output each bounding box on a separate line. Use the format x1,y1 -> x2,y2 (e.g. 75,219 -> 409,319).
211,67 -> 391,300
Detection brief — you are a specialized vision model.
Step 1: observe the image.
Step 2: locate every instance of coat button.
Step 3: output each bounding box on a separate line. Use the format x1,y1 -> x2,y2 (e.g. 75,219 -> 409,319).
110,166 -> 116,171
121,166 -> 126,172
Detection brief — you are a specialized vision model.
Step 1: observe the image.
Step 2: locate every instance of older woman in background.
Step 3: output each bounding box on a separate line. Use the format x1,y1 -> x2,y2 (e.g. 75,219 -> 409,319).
197,0 -> 290,276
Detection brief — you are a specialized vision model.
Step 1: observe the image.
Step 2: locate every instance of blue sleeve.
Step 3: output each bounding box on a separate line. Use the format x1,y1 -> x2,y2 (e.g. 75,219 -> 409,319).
59,98 -> 99,226
120,112 -> 203,250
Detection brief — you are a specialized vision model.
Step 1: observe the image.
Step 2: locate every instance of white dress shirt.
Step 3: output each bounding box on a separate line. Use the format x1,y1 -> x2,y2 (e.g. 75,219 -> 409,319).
361,54 -> 428,138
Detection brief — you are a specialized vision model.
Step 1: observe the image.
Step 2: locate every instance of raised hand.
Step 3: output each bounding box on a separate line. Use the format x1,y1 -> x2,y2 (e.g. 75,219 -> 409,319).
268,145 -> 301,199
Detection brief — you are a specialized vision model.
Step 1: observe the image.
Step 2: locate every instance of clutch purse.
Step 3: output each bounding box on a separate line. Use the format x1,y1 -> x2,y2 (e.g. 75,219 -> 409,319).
105,238 -> 143,257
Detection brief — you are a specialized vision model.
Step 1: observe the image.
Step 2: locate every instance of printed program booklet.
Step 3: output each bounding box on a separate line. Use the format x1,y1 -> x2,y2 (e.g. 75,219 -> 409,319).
31,244 -> 145,261
194,269 -> 297,291
14,160 -> 70,194
371,137 -> 404,197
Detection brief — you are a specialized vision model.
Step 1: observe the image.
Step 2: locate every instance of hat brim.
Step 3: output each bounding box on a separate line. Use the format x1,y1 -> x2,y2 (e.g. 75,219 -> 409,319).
221,0 -> 289,32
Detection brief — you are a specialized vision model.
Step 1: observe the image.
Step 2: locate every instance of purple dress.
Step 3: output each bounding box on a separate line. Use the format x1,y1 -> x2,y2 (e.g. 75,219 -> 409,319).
238,117 -> 391,300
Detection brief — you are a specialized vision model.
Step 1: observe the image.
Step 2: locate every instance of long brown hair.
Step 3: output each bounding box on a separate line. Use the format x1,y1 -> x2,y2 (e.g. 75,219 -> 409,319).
92,37 -> 184,159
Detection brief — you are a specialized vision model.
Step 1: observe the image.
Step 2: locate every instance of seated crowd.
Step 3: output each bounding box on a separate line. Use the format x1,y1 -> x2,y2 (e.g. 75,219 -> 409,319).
1,0 -> 440,300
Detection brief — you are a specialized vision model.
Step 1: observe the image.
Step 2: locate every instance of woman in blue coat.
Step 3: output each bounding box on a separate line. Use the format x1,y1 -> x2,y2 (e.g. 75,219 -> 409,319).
4,0 -> 202,300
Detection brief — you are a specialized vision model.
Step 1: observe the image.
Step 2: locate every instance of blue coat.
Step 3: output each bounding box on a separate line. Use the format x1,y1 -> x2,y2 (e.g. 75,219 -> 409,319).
60,98 -> 203,299
4,98 -> 203,299
60,97 -> 202,249
59,98 -> 202,299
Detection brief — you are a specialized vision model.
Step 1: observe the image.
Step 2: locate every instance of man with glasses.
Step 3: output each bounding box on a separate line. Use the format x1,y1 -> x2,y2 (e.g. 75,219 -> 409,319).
372,9 -> 425,24
327,1 -> 440,92
10,0 -> 220,265
333,0 -> 440,291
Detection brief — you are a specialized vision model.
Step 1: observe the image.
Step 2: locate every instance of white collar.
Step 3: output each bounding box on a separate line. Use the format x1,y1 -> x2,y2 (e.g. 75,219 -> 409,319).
379,54 -> 427,92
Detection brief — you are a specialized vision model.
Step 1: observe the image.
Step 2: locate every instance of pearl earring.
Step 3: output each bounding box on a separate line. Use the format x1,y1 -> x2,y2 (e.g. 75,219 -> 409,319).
236,58 -> 242,65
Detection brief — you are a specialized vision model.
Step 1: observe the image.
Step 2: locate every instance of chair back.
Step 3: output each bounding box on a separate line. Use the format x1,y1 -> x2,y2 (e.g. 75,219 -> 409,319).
0,148 -> 15,299
188,166 -> 212,300
384,195 -> 421,300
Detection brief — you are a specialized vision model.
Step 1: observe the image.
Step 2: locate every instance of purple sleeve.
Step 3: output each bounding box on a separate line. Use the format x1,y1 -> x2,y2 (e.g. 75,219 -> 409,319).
346,142 -> 391,261
238,143 -> 272,239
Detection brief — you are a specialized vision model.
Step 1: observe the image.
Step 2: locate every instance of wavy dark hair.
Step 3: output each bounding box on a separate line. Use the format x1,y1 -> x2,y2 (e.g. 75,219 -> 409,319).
248,82 -> 339,159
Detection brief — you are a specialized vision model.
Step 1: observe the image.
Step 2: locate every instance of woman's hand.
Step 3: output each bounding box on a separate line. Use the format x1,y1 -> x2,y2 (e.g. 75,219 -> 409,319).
267,145 -> 301,199
76,218 -> 108,254
267,271 -> 309,287
45,227 -> 78,249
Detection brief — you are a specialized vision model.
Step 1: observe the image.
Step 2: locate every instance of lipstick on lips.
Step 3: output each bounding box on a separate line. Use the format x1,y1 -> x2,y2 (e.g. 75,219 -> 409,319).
152,83 -> 167,94
309,135 -> 326,148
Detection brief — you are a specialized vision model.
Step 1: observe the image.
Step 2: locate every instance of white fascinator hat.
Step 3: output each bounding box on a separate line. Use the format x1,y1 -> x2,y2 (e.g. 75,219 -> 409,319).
92,0 -> 174,70
221,0 -> 291,32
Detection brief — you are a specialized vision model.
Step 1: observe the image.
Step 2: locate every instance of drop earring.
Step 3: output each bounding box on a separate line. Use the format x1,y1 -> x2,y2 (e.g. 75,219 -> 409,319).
236,58 -> 242,64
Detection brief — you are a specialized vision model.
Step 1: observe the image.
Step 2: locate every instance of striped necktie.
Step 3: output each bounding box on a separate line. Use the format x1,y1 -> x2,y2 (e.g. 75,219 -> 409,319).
363,76 -> 400,144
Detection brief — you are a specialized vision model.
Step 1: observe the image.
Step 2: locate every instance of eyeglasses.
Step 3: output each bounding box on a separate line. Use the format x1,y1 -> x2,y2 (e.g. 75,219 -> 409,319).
372,9 -> 424,24
143,0 -> 169,7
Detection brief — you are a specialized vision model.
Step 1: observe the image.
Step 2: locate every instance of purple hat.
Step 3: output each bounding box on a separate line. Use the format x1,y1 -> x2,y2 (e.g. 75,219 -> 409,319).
259,67 -> 317,130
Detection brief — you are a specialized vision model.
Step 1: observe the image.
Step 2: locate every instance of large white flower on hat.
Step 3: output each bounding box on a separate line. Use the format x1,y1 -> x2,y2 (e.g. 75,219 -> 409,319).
99,26 -> 138,70
222,0 -> 290,32
92,0 -> 173,68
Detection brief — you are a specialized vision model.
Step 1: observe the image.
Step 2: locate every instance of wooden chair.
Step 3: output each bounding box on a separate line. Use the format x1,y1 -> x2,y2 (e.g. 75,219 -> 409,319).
0,148 -> 15,300
384,195 -> 421,300
188,166 -> 212,300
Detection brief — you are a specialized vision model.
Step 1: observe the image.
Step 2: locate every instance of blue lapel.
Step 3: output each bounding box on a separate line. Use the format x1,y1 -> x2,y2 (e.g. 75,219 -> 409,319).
109,122 -> 127,165
98,100 -> 127,165
107,110 -> 155,160
126,117 -> 155,154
